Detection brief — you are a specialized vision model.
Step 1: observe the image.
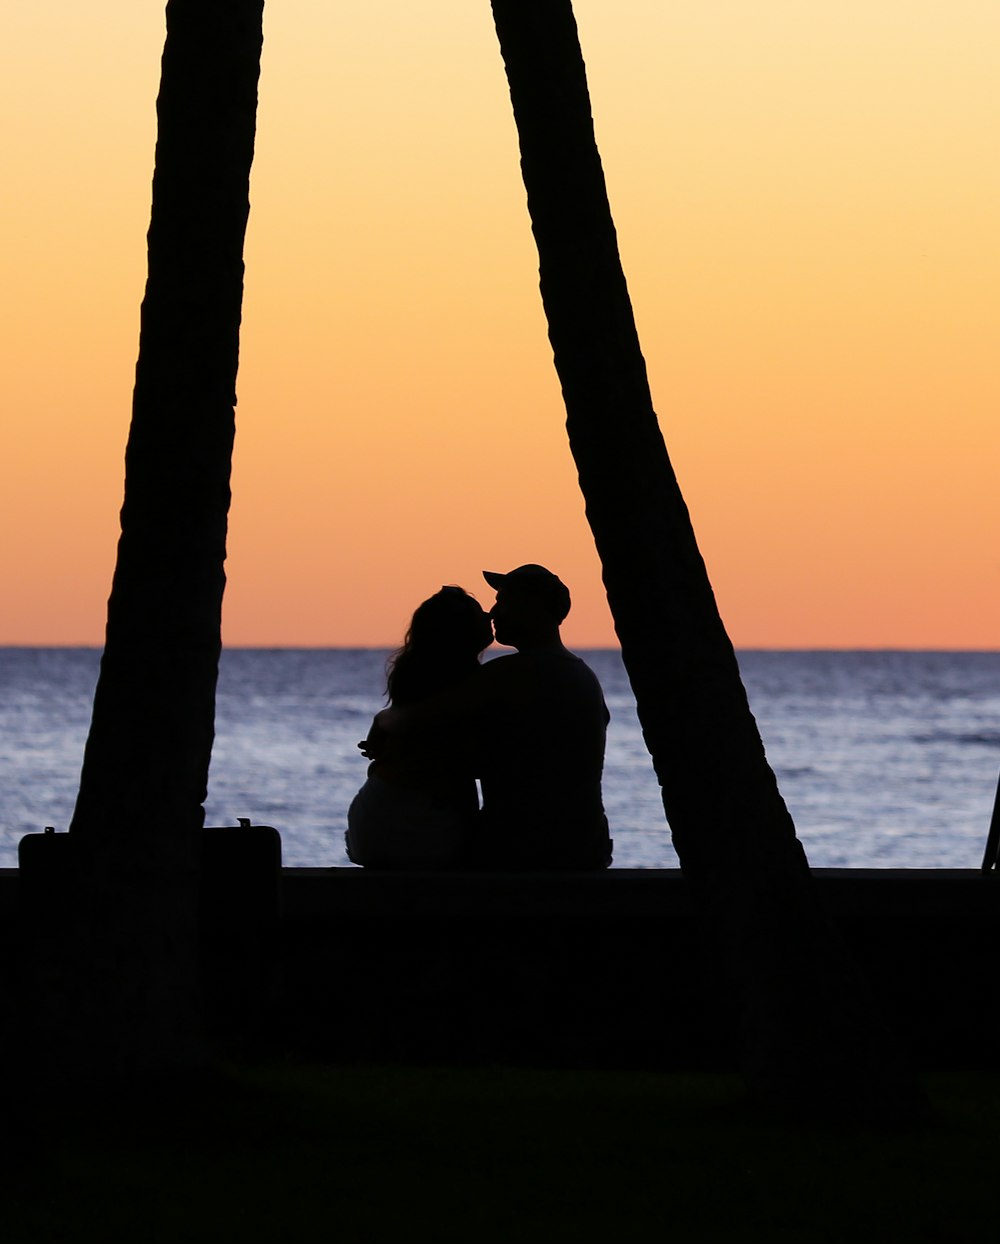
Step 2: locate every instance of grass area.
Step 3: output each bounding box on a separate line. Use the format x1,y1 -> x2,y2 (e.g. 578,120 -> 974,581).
3,1065 -> 999,1242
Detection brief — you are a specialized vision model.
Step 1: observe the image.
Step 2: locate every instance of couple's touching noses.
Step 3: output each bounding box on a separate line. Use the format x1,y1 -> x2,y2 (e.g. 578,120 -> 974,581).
347,564 -> 612,871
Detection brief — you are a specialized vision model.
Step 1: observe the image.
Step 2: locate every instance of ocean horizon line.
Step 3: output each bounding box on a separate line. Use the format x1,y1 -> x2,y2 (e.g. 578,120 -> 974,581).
2,644 -> 999,656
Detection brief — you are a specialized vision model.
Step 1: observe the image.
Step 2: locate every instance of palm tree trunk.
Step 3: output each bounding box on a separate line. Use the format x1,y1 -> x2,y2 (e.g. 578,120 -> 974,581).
489,1 -> 911,1111
488,1 -> 802,882
53,0 -> 264,1080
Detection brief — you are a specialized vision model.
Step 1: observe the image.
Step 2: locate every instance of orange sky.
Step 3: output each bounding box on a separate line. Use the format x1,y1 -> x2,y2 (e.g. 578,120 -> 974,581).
3,2 -> 998,647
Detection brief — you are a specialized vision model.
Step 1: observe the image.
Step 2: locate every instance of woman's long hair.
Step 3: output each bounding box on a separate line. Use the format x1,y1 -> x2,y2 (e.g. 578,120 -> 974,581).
386,586 -> 493,707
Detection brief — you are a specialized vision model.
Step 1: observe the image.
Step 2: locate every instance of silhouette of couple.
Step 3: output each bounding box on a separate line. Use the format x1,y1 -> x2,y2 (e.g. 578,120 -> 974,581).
347,565 -> 612,871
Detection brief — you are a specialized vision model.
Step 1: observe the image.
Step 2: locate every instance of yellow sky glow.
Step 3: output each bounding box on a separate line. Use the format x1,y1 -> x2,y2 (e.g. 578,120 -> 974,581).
2,1 -> 998,647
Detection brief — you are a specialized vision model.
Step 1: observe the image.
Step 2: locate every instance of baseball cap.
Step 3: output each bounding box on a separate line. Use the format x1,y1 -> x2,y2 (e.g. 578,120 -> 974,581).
482,564 -> 571,622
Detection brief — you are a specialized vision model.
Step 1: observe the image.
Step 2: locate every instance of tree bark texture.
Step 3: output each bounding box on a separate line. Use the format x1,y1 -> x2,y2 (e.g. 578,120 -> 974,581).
54,0 -> 264,1080
489,0 -> 805,884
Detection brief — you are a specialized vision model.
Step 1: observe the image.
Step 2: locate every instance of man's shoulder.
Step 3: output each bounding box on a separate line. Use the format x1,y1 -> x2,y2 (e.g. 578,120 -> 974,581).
483,648 -> 604,694
480,651 -> 531,686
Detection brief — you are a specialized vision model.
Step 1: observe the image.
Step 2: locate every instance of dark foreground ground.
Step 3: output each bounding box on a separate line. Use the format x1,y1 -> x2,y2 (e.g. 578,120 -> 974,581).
3,1066 -> 999,1243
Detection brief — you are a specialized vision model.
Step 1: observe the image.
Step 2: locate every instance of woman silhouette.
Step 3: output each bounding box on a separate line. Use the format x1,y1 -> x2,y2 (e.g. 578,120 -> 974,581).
346,586 -> 493,869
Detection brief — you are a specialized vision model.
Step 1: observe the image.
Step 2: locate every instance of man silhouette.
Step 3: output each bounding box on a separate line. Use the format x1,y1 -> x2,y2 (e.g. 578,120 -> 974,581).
474,564 -> 612,869
367,564 -> 612,870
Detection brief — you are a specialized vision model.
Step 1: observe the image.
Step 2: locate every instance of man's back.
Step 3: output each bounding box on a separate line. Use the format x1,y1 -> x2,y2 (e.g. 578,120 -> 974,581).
474,648 -> 611,869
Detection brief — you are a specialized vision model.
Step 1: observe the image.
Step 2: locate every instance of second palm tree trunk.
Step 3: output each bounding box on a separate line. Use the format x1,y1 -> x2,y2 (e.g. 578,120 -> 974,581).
489,0 -> 911,1111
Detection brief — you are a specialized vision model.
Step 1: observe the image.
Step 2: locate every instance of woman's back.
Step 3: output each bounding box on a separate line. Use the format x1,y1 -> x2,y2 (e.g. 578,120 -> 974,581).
346,587 -> 492,869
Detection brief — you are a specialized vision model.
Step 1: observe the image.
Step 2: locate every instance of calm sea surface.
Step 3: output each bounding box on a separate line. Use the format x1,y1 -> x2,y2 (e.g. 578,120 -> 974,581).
1,648 -> 999,870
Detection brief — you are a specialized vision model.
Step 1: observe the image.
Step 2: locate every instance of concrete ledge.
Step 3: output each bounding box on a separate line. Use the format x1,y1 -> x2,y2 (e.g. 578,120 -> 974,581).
3,863 -> 996,910
278,864 -> 997,915
3,867 -> 997,1069
264,867 -> 1000,1069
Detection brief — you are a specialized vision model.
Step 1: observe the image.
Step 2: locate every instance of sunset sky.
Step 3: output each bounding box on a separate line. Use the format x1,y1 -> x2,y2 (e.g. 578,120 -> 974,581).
3,1 -> 998,648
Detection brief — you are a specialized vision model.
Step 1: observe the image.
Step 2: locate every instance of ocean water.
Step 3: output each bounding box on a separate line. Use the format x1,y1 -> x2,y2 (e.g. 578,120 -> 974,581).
1,648 -> 998,870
